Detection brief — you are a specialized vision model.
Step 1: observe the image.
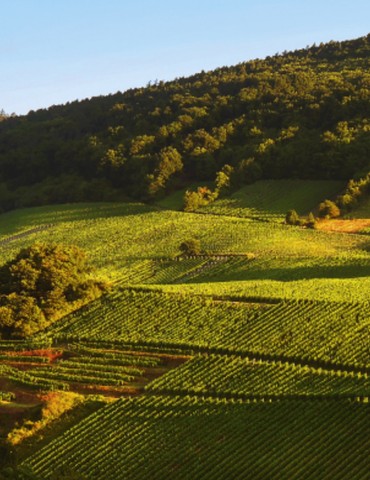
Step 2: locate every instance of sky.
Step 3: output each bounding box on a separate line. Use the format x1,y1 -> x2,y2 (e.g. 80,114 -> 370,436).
1,0 -> 369,115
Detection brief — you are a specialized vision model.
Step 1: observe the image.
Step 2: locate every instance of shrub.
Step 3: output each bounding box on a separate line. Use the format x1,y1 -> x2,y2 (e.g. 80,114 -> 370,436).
318,200 -> 341,218
183,187 -> 215,212
285,209 -> 300,225
179,239 -> 202,256
305,212 -> 317,229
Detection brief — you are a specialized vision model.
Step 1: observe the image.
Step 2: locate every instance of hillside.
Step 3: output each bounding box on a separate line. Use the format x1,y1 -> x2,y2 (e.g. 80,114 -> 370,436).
0,34 -> 369,479
0,35 -> 369,212
0,199 -> 368,478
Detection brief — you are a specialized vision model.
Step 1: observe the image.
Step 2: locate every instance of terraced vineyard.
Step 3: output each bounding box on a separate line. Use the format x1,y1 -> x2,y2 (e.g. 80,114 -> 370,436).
0,346 -> 174,394
49,289 -> 370,369
146,354 -> 370,398
199,180 -> 344,221
23,395 -> 370,480
0,202 -> 366,283
0,197 -> 368,479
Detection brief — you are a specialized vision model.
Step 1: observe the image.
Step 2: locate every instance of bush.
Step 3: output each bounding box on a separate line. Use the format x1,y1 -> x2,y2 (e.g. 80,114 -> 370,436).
179,239 -> 202,256
183,187 -> 215,212
285,209 -> 300,225
305,212 -> 317,229
318,199 -> 341,218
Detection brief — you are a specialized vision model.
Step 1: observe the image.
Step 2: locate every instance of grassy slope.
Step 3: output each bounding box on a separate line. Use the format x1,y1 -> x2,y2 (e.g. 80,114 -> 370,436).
199,180 -> 344,221
349,196 -> 370,219
0,188 -> 368,479
0,200 -> 368,296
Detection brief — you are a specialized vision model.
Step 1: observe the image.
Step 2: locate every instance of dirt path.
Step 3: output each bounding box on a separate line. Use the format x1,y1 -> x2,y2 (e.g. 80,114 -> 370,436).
0,224 -> 54,245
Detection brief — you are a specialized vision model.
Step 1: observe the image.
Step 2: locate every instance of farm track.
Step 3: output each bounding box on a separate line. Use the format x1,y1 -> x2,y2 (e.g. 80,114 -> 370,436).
0,224 -> 53,245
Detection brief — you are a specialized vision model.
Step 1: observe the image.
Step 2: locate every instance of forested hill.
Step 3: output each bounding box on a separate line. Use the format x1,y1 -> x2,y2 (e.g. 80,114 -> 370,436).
0,34 -> 369,210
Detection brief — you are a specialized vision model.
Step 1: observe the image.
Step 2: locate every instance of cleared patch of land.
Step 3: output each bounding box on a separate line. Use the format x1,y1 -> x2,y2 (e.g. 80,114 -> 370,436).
317,218 -> 370,233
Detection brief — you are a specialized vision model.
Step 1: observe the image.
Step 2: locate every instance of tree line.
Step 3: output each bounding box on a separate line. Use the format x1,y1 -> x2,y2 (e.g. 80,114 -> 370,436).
0,34 -> 369,211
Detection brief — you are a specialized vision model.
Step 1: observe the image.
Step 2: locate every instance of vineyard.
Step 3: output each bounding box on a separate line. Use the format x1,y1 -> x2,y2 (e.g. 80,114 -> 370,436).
0,195 -> 369,478
0,345 -> 177,395
198,180 -> 344,221
23,395 -> 370,480
146,354 -> 370,398
48,288 -> 370,369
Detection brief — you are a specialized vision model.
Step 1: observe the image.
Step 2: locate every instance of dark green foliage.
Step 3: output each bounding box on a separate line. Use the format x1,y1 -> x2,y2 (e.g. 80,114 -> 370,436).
237,158 -> 262,185
183,186 -> 214,212
179,238 -> 202,256
0,35 -> 369,209
285,209 -> 300,225
318,199 -> 341,218
305,212 -> 317,229
336,171 -> 370,211
147,147 -> 183,198
0,243 -> 105,338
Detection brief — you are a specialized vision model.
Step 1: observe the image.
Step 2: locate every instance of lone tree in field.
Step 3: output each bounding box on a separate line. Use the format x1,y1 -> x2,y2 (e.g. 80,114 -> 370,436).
285,209 -> 300,225
305,212 -> 317,229
0,243 -> 106,338
179,238 -> 202,256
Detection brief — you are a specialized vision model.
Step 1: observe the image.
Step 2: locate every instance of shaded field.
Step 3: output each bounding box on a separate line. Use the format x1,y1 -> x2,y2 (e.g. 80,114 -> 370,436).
199,180 -> 343,221
0,202 -> 367,292
23,395 -> 370,480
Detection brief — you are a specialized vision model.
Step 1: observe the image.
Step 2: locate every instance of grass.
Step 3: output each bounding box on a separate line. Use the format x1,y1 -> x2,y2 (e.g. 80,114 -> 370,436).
0,202 -> 367,288
347,196 -> 370,220
198,180 -> 344,221
0,182 -> 368,478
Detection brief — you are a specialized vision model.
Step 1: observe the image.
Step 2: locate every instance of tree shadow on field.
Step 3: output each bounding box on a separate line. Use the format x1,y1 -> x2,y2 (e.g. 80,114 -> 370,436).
192,262 -> 370,282
0,202 -> 154,236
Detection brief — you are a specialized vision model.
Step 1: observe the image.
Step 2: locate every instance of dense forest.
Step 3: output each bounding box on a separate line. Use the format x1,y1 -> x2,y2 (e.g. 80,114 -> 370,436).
0,34 -> 369,210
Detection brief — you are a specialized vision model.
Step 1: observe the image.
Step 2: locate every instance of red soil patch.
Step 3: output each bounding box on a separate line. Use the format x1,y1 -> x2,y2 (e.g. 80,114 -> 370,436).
316,219 -> 370,233
4,349 -> 63,362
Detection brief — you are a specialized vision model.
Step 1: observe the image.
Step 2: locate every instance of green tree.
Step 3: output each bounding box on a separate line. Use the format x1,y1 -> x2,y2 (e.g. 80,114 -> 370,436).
318,200 -> 341,218
215,164 -> 234,197
0,243 -> 106,338
183,186 -> 214,212
147,147 -> 183,198
285,209 -> 300,225
179,238 -> 202,256
305,212 -> 317,229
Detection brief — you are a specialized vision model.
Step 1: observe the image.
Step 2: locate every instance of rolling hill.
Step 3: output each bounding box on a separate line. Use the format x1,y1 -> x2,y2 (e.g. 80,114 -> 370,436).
0,34 -> 369,479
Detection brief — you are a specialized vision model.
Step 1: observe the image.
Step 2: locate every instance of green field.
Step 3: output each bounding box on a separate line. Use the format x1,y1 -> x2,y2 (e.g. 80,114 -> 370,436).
199,180 -> 344,221
48,289 -> 370,368
0,190 -> 369,478
348,196 -> 370,219
0,201 -> 367,286
23,395 -> 370,480
147,354 -> 370,397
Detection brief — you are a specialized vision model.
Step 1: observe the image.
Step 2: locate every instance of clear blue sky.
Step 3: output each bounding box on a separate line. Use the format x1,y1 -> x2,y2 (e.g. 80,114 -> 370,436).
1,0 -> 369,115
